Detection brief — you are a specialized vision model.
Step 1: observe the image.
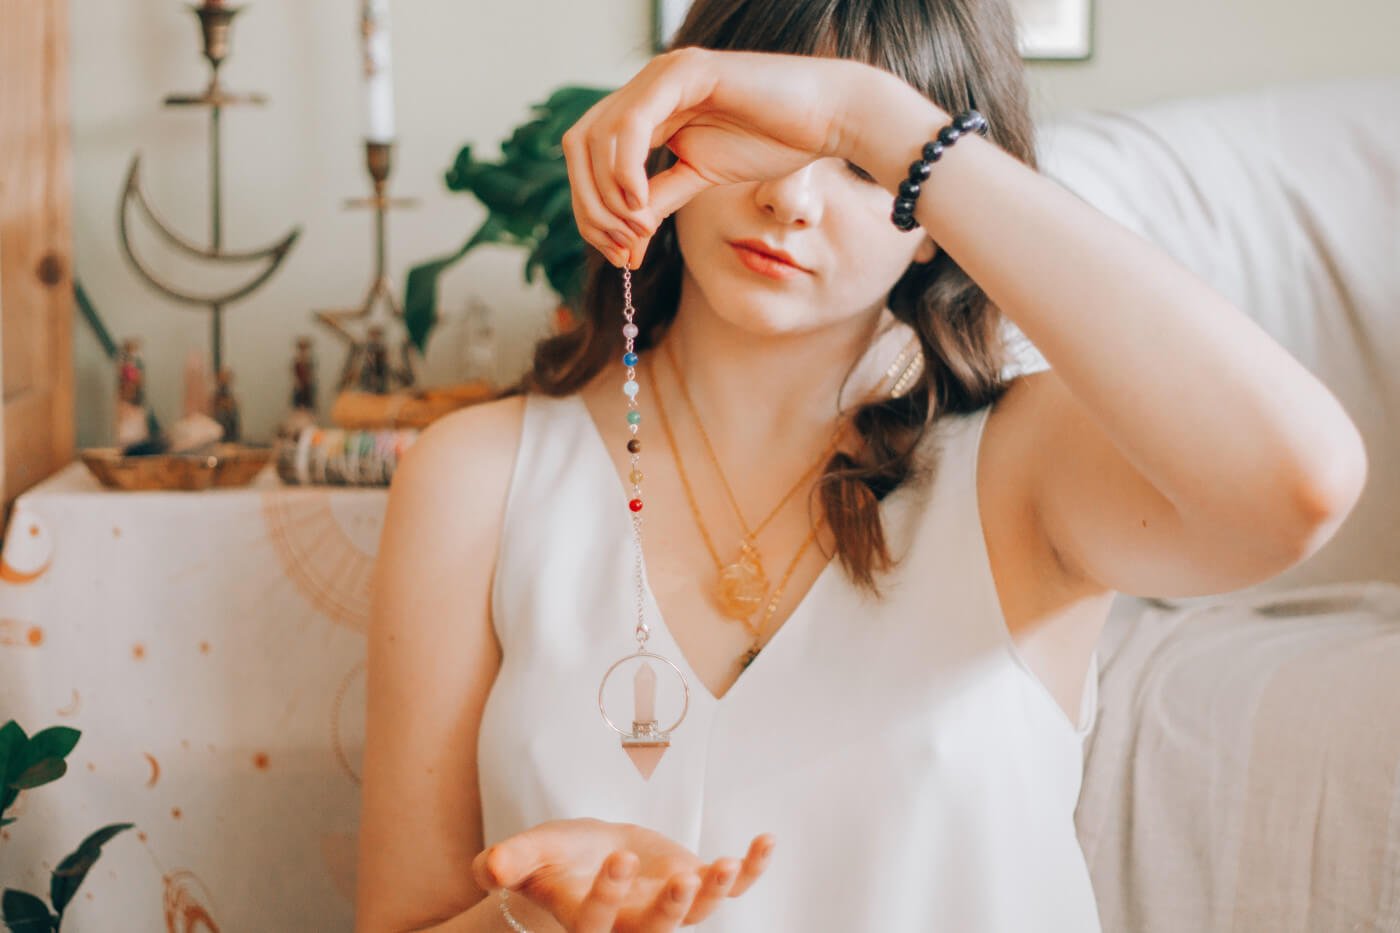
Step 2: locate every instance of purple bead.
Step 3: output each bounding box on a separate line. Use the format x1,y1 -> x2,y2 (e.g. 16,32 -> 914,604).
956,110 -> 987,134
937,125 -> 962,147
921,141 -> 944,162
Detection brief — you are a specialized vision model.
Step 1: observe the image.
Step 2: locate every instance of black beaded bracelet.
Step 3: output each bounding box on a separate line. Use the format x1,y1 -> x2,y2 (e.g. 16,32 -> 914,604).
890,109 -> 989,231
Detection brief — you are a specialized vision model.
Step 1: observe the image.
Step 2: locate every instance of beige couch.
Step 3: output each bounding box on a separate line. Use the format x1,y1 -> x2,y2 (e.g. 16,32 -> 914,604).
1037,77 -> 1400,932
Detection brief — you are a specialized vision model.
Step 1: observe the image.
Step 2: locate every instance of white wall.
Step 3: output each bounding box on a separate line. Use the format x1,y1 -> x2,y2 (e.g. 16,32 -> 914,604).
69,0 -> 1400,447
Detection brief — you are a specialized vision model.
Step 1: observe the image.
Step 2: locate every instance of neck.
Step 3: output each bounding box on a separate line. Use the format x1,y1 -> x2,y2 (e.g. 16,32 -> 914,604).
654,293 -> 915,457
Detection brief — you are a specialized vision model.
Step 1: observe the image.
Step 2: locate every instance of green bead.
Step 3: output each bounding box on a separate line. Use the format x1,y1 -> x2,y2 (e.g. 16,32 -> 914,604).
626,410 -> 641,425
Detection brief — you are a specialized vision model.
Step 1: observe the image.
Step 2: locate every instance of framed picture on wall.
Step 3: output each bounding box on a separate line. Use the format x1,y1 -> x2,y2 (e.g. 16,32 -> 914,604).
652,0 -> 1094,62
1011,0 -> 1094,61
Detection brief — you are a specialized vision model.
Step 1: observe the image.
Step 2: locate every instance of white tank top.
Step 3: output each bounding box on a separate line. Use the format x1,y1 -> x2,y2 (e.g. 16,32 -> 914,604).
479,391 -> 1101,931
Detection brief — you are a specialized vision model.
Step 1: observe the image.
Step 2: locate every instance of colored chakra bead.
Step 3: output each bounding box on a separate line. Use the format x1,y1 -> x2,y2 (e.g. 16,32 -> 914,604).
623,323 -> 639,339
629,469 -> 644,485
626,410 -> 641,425
623,380 -> 639,398
623,351 -> 638,366
628,498 -> 643,512
627,438 -> 641,453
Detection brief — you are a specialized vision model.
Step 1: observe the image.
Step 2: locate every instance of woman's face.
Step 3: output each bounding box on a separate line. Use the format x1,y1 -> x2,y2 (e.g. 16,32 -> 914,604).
671,155 -> 937,338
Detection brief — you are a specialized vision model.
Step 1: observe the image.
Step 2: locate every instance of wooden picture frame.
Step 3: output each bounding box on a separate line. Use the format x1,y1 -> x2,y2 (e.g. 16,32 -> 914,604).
652,0 -> 1094,62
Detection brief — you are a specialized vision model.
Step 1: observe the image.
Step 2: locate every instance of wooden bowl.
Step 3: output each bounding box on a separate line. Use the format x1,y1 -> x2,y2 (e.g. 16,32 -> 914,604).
79,443 -> 274,491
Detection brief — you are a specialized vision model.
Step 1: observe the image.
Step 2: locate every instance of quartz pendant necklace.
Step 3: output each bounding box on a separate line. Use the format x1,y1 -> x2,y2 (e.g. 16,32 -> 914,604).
596,268 -> 691,780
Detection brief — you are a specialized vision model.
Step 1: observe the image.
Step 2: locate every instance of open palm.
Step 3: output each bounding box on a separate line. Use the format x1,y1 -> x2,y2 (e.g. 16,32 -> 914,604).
474,817 -> 775,931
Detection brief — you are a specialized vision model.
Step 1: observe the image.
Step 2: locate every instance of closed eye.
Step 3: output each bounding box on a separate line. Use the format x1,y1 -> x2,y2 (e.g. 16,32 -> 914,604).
844,160 -> 876,183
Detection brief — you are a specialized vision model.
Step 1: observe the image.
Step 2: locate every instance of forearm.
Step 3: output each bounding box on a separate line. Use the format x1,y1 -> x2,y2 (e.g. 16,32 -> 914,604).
845,70 -> 1366,536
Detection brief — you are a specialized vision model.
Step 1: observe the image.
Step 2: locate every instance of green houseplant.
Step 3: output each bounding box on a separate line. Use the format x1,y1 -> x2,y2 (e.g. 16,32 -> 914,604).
403,85 -> 614,354
1,721 -> 133,932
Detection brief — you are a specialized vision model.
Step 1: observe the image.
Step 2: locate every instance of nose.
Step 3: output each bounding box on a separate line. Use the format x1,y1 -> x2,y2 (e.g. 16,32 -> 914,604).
753,161 -> 825,227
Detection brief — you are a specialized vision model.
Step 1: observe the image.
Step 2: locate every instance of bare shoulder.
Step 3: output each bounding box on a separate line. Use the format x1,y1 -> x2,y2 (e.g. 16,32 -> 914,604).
395,392 -> 528,508
353,392 -> 527,933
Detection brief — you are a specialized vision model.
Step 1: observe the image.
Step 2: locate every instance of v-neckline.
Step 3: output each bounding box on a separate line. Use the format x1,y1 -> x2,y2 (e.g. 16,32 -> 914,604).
565,392 -> 841,706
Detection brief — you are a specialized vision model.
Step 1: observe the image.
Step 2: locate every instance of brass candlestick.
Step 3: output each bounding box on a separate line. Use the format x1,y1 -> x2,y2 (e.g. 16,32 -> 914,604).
314,140 -> 420,393
117,0 -> 301,378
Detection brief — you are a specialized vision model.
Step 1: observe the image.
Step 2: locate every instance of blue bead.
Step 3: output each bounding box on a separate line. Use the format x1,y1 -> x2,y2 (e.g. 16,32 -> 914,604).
623,352 -> 638,366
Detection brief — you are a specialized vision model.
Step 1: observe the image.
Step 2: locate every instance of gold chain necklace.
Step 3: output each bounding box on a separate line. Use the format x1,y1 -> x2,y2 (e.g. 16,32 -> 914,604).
647,331 -> 924,670
648,353 -> 827,668
654,343 -> 844,624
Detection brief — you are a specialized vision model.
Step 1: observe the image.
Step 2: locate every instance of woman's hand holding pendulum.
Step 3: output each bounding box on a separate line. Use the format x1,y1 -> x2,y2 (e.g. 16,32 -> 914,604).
474,817 -> 776,931
560,47 -> 892,269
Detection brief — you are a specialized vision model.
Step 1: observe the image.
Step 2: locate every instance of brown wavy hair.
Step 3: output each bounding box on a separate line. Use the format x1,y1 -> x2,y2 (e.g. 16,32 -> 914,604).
499,0 -> 1036,595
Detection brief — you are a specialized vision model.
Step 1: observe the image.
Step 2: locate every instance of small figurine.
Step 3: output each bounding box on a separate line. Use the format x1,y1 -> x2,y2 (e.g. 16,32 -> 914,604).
360,325 -> 391,394
114,337 -> 150,447
278,336 -> 319,440
211,367 -> 241,443
292,335 -> 318,411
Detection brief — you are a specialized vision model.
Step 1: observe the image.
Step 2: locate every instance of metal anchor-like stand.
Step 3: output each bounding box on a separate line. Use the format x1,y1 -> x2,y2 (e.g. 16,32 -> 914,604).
117,0 -> 301,380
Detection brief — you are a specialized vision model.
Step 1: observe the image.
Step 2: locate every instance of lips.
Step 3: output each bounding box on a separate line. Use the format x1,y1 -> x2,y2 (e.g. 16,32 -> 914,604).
729,239 -> 810,273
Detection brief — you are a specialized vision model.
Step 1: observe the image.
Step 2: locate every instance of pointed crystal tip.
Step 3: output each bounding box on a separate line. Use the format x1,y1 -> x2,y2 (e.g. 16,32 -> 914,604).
624,745 -> 666,780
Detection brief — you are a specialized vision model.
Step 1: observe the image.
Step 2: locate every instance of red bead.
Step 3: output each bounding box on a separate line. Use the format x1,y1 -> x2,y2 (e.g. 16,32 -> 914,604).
628,498 -> 643,512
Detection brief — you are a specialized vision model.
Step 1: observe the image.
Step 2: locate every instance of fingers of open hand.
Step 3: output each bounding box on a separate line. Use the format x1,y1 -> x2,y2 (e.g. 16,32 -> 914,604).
572,850 -> 638,933
725,834 -> 776,898
679,858 -> 741,925
635,870 -> 703,933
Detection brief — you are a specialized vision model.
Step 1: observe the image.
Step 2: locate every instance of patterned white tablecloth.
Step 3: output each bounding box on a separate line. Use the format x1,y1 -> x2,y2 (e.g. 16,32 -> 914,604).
0,460 -> 385,931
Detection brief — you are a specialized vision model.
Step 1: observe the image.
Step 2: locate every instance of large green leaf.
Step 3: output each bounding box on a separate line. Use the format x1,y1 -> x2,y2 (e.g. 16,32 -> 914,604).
402,214 -> 511,354
403,84 -> 614,352
50,823 -> 135,917
1,889 -> 54,933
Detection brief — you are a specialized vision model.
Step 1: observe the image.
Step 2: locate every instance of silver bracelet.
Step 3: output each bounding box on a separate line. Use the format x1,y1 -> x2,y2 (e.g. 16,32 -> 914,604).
497,887 -> 532,932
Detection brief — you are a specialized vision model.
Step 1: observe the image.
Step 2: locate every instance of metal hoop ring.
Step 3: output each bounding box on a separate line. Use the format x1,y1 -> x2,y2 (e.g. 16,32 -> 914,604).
597,650 -> 691,737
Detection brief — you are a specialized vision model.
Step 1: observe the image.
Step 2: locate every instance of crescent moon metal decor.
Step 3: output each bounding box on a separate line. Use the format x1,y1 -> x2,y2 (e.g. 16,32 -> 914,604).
118,154 -> 300,309
114,0 -> 301,381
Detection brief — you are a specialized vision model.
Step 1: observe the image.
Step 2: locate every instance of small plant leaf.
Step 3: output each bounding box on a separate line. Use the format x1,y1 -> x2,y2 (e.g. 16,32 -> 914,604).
22,729 -> 79,767
50,823 -> 135,917
0,722 -> 28,789
1,889 -> 55,933
9,759 -> 66,791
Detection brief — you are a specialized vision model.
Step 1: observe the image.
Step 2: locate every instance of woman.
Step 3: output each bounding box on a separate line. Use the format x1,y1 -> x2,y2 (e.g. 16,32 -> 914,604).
353,1 -> 1367,930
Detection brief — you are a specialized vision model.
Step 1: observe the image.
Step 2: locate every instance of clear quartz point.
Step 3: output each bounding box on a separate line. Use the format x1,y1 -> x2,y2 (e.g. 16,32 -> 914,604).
623,662 -> 668,779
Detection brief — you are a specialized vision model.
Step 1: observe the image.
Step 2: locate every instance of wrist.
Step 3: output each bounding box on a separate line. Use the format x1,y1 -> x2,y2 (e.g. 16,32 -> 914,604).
841,68 -> 951,198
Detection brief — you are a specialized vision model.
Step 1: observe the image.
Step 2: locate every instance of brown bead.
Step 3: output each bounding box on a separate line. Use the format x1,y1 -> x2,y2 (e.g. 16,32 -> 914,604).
627,438 -> 641,454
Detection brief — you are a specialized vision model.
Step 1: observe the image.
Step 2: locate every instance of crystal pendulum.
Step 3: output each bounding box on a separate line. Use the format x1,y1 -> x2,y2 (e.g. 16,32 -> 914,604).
597,267 -> 690,780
